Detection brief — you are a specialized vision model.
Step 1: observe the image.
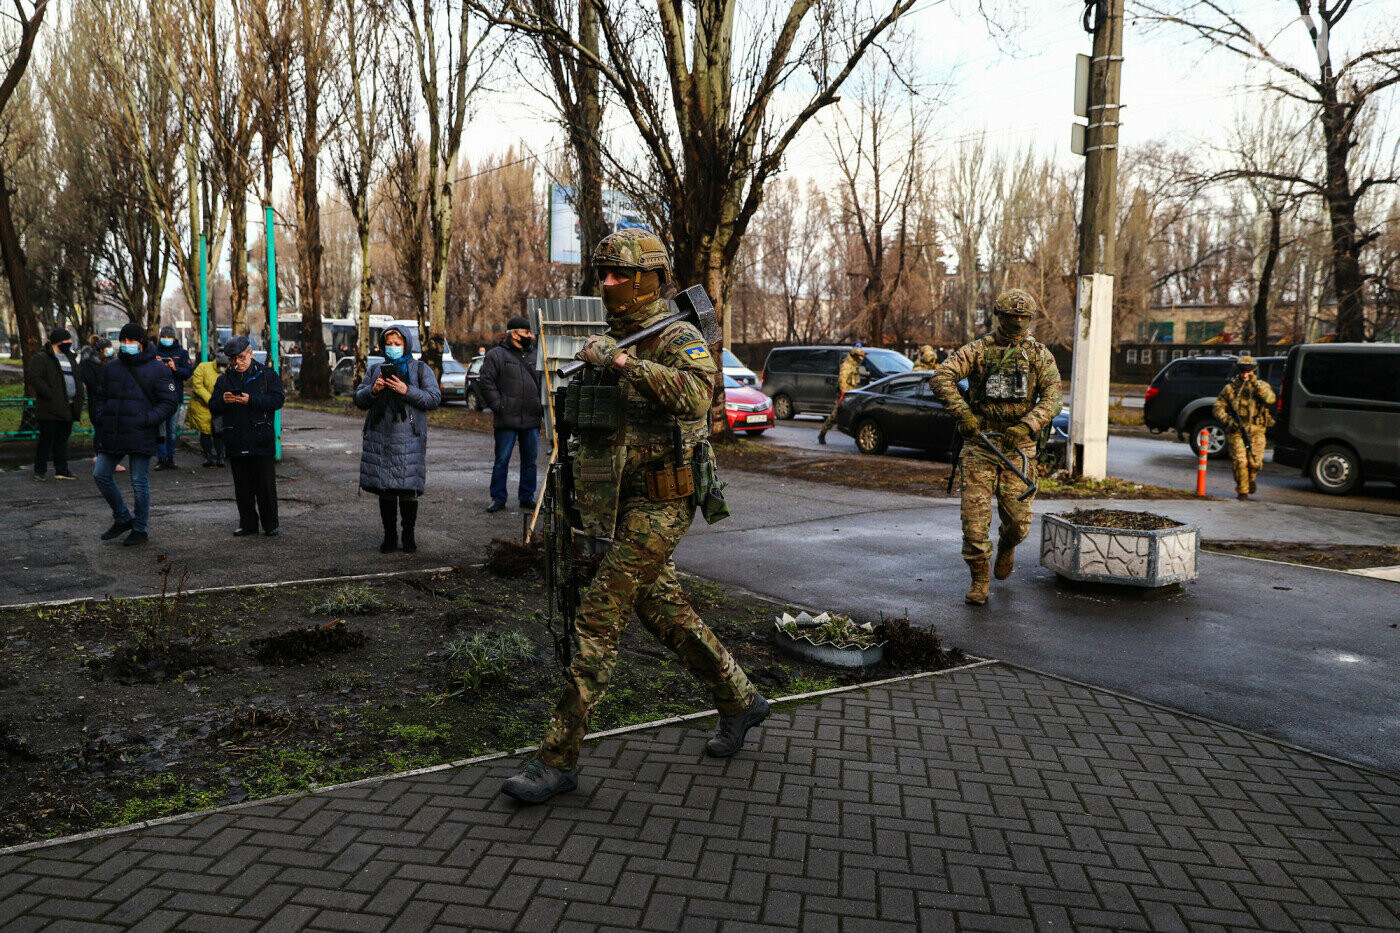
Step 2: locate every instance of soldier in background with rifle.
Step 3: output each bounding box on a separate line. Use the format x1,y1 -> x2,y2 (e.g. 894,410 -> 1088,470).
502,230 -> 769,805
1212,355 -> 1275,501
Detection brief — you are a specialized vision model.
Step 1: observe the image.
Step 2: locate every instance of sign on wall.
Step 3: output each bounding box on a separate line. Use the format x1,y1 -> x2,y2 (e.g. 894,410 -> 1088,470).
547,184 -> 651,264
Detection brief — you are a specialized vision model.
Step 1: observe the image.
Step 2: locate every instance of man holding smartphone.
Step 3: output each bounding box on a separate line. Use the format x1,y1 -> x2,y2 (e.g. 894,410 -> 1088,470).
152,325 -> 193,470
210,336 -> 285,536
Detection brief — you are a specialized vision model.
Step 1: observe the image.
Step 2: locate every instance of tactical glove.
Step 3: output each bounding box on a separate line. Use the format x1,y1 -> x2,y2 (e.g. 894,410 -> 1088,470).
956,412 -> 981,439
1003,423 -> 1032,445
576,334 -> 620,369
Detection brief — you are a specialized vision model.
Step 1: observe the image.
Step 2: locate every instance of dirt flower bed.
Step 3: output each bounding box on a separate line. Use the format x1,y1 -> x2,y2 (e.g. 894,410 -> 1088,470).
715,440 -> 1196,501
0,563 -> 963,847
1203,541 -> 1400,571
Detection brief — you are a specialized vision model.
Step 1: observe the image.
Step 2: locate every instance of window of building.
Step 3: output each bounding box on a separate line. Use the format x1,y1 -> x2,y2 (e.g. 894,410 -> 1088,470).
1125,349 -> 1137,364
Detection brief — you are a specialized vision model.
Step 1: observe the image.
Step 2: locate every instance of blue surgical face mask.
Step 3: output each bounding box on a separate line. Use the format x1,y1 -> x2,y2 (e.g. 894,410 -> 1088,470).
159,338 -> 174,347
383,345 -> 404,361
120,343 -> 140,355
103,346 -> 115,358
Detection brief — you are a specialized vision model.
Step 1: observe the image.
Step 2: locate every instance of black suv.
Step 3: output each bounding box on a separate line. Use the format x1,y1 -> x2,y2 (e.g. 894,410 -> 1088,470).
760,345 -> 914,419
1142,355 -> 1284,456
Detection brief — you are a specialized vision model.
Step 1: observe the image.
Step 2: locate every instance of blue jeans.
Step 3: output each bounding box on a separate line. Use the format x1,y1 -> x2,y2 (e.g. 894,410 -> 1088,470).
490,428 -> 539,505
93,453 -> 151,532
159,412 -> 180,460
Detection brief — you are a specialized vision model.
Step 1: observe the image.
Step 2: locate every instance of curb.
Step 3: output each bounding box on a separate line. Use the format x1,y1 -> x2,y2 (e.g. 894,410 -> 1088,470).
1202,548 -> 1400,584
0,657 -> 996,858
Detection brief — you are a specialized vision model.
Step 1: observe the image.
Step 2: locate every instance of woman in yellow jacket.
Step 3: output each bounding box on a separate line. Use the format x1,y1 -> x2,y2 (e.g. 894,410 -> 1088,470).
185,353 -> 227,467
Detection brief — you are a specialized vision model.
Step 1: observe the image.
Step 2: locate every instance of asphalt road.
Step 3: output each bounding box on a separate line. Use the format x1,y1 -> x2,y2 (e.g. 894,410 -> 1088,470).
759,414 -> 1400,516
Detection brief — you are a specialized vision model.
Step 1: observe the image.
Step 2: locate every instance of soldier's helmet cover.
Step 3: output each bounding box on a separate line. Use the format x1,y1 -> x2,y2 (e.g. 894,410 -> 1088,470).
1237,354 -> 1257,370
993,288 -> 1037,317
592,228 -> 672,283
851,347 -> 867,359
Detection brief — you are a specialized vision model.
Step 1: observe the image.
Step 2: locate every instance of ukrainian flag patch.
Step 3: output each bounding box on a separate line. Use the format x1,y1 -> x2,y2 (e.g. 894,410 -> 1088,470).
682,343 -> 711,361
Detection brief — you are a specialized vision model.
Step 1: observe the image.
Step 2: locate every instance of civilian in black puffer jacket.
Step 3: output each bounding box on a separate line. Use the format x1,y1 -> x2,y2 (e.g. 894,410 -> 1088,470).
478,315 -> 543,512
25,326 -> 85,480
92,323 -> 180,546
210,336 -> 285,536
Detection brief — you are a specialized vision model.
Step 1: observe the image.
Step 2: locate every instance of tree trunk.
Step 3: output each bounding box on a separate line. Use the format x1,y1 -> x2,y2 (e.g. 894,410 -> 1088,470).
296,86 -> 329,398
572,0 -> 606,296
1319,94 -> 1366,342
1252,205 -> 1281,356
355,212 -> 372,384
0,158 -> 41,360
229,175 -> 249,337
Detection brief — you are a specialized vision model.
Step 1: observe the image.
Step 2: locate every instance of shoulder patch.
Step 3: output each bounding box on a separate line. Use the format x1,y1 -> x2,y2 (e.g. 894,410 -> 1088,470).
681,342 -> 711,361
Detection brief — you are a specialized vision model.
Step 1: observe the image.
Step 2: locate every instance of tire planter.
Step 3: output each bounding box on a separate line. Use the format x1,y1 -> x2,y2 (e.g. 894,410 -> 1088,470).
1040,513 -> 1199,588
772,612 -> 885,668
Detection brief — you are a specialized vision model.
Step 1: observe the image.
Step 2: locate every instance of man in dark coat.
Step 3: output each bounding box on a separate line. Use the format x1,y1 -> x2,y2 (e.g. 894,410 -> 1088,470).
210,335 -> 285,536
93,322 -> 180,546
25,326 -> 85,481
479,314 -> 543,512
153,325 -> 194,470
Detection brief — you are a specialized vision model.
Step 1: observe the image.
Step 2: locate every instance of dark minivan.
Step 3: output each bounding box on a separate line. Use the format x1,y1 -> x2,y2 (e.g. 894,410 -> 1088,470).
761,345 -> 913,419
1142,354 -> 1284,456
1272,343 -> 1400,495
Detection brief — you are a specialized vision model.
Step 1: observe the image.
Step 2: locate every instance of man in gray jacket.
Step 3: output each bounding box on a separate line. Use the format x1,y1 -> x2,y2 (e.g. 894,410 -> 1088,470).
479,315 -> 543,513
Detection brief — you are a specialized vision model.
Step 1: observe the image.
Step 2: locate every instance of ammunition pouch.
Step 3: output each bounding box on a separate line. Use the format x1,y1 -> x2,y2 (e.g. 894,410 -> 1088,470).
644,461 -> 695,501
562,375 -> 622,432
983,367 -> 1028,401
691,442 -> 730,525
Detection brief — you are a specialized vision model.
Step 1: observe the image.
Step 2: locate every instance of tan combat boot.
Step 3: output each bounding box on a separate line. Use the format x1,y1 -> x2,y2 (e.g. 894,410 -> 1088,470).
965,560 -> 990,605
994,541 -> 1015,580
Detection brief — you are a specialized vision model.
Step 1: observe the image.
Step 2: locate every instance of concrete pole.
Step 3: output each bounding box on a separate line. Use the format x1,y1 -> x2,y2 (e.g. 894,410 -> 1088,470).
198,235 -> 208,364
266,205 -> 281,461
1068,0 -> 1123,480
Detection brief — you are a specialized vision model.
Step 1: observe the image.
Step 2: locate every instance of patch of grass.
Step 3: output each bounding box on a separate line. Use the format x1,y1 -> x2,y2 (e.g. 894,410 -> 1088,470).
388,723 -> 449,747
784,673 -> 843,694
234,744 -> 436,799
93,773 -> 226,826
307,585 -> 386,616
443,631 -> 535,696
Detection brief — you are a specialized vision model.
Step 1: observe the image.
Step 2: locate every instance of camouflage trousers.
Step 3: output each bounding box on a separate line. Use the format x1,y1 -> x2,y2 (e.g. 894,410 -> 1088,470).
819,393 -> 846,434
1227,427 -> 1267,494
958,439 -> 1037,563
538,493 -> 757,771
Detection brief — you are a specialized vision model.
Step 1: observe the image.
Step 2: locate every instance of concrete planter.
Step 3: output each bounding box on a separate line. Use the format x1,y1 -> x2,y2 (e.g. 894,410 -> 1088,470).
1040,513 -> 1199,587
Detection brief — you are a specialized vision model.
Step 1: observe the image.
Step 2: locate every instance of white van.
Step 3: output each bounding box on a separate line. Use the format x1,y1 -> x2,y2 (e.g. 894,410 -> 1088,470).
722,349 -> 758,387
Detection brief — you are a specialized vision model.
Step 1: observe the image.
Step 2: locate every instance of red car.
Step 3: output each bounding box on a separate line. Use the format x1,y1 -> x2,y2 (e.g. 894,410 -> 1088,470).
724,375 -> 774,434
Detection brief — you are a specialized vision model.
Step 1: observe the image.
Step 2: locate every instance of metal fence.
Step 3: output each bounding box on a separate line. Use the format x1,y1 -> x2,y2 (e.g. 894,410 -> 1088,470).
527,297 -> 609,444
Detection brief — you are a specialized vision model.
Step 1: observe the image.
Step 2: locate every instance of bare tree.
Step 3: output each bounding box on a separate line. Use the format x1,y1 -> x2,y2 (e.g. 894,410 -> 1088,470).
942,134 -> 994,342
827,55 -> 931,347
0,0 -> 47,359
377,55 -> 430,336
401,0 -> 496,376
1138,0 -> 1400,341
332,0 -> 395,380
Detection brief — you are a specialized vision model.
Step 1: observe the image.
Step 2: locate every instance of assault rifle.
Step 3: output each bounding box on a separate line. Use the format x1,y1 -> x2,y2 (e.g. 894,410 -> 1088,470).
542,285 -> 722,674
1219,385 -> 1248,435
976,431 -> 1038,501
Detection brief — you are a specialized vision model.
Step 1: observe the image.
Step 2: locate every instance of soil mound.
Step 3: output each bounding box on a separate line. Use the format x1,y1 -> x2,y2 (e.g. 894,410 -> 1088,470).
250,620 -> 367,665
1058,508 -> 1183,531
86,640 -> 221,684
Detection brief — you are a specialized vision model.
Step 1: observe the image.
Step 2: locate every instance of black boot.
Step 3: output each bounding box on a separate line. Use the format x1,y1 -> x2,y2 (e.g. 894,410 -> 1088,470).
378,495 -> 398,553
705,694 -> 771,758
501,758 -> 579,804
400,499 -> 418,553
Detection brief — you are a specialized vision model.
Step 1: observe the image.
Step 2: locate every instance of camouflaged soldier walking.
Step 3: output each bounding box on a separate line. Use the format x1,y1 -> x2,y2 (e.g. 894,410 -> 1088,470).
1212,355 -> 1275,500
912,345 -> 939,372
930,289 -> 1062,605
502,230 -> 768,805
817,346 -> 866,444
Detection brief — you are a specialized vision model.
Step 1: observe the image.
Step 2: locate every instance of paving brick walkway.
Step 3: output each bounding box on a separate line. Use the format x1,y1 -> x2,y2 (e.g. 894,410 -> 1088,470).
2,663 -> 1398,932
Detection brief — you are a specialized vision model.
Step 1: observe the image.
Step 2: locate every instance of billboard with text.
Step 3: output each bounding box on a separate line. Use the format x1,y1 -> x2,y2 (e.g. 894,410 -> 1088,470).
548,184 -> 651,264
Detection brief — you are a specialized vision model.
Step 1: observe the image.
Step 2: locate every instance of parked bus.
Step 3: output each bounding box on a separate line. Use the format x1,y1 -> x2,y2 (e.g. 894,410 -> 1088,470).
277,314 -> 357,365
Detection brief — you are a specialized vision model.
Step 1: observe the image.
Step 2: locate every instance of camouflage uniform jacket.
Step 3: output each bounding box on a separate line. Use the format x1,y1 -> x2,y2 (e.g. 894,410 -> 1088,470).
837,356 -> 862,394
1212,377 -> 1276,431
929,333 -> 1062,435
911,347 -> 938,372
572,299 -> 716,537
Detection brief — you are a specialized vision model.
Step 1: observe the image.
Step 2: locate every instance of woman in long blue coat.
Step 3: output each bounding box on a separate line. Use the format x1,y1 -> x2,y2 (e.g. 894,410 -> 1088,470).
355,326 -> 441,552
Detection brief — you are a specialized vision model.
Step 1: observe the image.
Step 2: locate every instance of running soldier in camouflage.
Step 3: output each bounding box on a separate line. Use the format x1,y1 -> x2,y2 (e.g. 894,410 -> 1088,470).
817,347 -> 866,444
1212,355 -> 1275,500
930,289 -> 1062,605
912,345 -> 938,371
502,230 -> 766,805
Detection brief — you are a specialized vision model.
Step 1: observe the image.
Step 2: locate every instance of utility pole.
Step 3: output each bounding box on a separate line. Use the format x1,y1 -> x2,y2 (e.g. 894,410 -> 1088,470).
1068,0 -> 1123,479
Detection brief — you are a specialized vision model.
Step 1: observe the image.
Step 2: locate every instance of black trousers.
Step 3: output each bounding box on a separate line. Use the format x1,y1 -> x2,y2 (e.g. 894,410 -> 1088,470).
229,455 -> 278,532
34,419 -> 73,475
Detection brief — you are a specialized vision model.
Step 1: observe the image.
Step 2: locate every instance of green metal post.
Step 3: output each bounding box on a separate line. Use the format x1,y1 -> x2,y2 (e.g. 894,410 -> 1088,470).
198,235 -> 209,363
266,205 -> 281,460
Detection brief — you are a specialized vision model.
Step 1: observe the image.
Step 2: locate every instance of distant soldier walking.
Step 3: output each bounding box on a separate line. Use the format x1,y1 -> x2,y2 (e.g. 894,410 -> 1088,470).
817,346 -> 866,444
912,344 -> 938,372
930,290 -> 1062,605
501,230 -> 767,805
1212,355 -> 1275,501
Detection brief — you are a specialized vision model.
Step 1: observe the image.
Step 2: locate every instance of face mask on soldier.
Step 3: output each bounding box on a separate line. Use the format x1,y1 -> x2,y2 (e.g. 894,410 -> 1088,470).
996,313 -> 1031,340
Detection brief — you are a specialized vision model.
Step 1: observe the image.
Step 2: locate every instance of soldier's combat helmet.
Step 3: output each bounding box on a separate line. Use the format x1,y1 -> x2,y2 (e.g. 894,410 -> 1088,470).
993,288 -> 1037,317
593,228 -> 672,320
1237,354 -> 1257,370
851,346 -> 867,359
